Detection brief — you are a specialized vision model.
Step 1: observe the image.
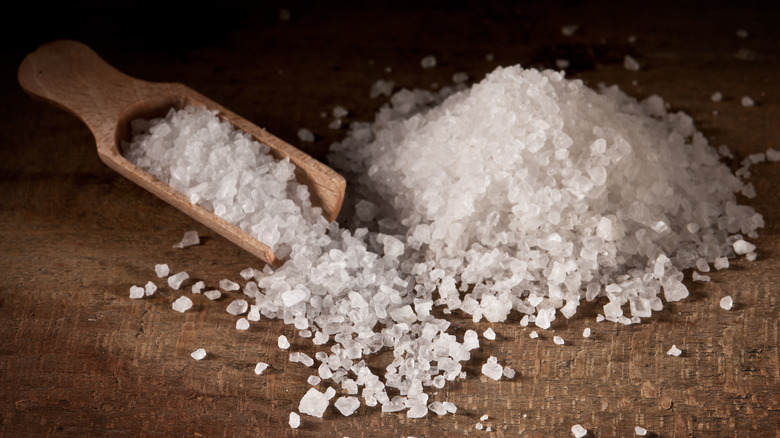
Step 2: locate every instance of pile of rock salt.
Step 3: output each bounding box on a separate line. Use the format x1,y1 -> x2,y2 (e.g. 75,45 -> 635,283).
124,65 -> 763,419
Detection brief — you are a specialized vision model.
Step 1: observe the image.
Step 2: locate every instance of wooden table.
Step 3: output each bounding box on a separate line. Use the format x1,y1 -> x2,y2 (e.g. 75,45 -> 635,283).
2,2 -> 778,436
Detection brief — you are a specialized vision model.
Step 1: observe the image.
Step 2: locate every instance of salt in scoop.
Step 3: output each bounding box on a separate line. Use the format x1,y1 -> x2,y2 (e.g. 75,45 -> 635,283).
18,40 -> 346,267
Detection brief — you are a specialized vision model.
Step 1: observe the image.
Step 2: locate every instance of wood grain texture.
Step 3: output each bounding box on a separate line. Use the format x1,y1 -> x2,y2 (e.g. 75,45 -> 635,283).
1,1 -> 778,436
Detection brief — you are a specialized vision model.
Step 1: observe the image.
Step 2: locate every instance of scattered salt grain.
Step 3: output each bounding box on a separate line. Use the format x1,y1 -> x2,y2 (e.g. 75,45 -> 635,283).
443,401 -> 457,414
278,335 -> 290,349
299,388 -> 330,418
332,106 -> 348,118
596,315 -> 605,323
452,72 -> 469,84
475,423 -> 484,430
561,24 -> 579,36
624,55 -> 640,71
236,318 -> 250,330
289,412 -> 300,429
553,336 -> 565,345
692,272 -> 711,282
667,345 -> 682,356
144,281 -> 157,296
239,268 -> 255,280
421,55 -> 437,69
481,356 -> 503,380
483,328 -> 496,340
297,128 -> 314,142
530,331 -> 539,339
733,239 -> 756,255
746,252 -> 757,261
226,299 -> 249,315
741,96 -> 755,107
219,279 -> 239,291
766,148 -> 780,161
720,296 -> 734,310
191,281 -> 205,294
335,396 -> 360,416
173,230 -> 200,248
486,427 -> 492,432
480,414 -> 489,421
583,328 -> 591,338
204,290 -> 221,300
254,362 -> 269,375
503,367 -> 516,379
711,91 -> 722,102
571,424 -> 587,437
370,80 -> 395,99
191,348 -> 206,360
428,401 -> 447,416
154,264 -> 169,278
172,296 -> 193,312
714,257 -> 729,270
129,285 -> 145,299
167,272 -> 189,290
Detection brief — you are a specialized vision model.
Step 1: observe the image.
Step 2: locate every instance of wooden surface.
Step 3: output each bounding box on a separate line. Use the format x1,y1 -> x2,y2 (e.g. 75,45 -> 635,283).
1,2 -> 779,436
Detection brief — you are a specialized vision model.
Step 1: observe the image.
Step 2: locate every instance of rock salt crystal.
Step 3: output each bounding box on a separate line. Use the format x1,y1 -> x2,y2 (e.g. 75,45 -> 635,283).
278,335 -> 290,349
720,296 -> 733,310
635,426 -> 648,436
236,318 -> 250,330
297,128 -> 314,142
219,279 -> 239,291
191,348 -> 206,360
129,286 -> 145,299
254,362 -> 269,375
624,55 -> 640,71
530,331 -> 539,339
289,412 -> 300,429
167,272 -> 189,290
172,296 -> 193,312
667,345 -> 682,356
335,396 -> 360,416
226,299 -> 249,315
583,328 -> 591,338
483,328 -> 496,340
307,375 -> 321,386
420,55 -> 437,69
481,356 -> 503,380
204,290 -> 221,300
191,281 -> 205,294
298,388 -> 330,418
553,336 -> 565,345
154,264 -> 169,278
733,239 -> 756,255
173,230 -> 200,248
571,424 -> 587,437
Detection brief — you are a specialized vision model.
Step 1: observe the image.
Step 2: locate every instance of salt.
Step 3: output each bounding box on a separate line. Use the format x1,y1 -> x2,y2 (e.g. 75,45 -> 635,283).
623,55 -> 640,71
335,396 -> 360,416
129,285 -> 144,299
741,96 -> 755,107
733,239 -> 756,255
289,412 -> 300,429
297,128 -> 314,142
481,356 -> 503,380
191,281 -> 205,294
173,230 -> 200,248
191,348 -> 206,360
307,375 -> 321,386
553,336 -> 565,345
571,424 -> 587,437
420,55 -> 437,69
667,345 -> 682,356
298,388 -> 330,418
236,318 -> 250,330
172,296 -> 193,312
144,281 -> 157,296
204,290 -> 221,300
254,362 -> 269,375
219,279 -> 240,291
711,91 -> 722,102
278,335 -> 290,349
530,331 -> 539,339
154,264 -> 169,278
483,328 -> 496,340
583,328 -> 591,338
226,299 -> 249,315
168,272 -> 189,290
720,296 -> 733,310
635,426 -> 648,436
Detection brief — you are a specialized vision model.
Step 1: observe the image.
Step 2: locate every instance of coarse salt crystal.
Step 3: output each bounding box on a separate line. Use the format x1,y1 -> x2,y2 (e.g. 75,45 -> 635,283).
254,362 -> 269,375
219,279 -> 240,291
191,348 -> 206,360
297,128 -> 315,142
583,328 -> 591,338
173,230 -> 200,248
204,290 -> 221,300
741,96 -> 755,107
226,299 -> 249,315
635,426 -> 647,436
571,424 -> 587,437
553,336 -> 565,345
278,335 -> 290,349
335,396 -> 360,416
307,375 -> 321,386
129,285 -> 145,299
480,414 -> 489,421
624,55 -> 640,71
168,272 -> 189,290
667,345 -> 682,356
420,55 -> 437,69
733,239 -> 756,255
720,296 -> 733,310
144,281 -> 157,296
191,281 -> 205,294
236,318 -> 250,330
154,264 -> 169,278
172,296 -> 193,312
711,91 -> 722,102
483,327 -> 496,340
289,412 -> 300,429
530,331 -> 539,339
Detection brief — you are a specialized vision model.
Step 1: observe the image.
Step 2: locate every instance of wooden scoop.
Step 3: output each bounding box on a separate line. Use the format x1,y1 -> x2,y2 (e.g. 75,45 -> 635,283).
18,40 -> 345,268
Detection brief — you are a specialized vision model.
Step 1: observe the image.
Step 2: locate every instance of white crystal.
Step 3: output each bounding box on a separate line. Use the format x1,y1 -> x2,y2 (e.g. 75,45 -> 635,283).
226,299 -> 249,315
204,290 -> 221,300
583,328 -> 591,338
278,335 -> 290,349
483,328 -> 496,340
571,424 -> 587,438
144,281 -> 157,296
720,296 -> 733,310
335,396 -> 360,416
219,279 -> 240,291
129,285 -> 145,299
733,239 -> 756,255
172,296 -> 193,312
298,388 -> 329,418
635,426 -> 647,436
667,345 -> 682,356
553,336 -> 565,345
191,348 -> 206,360
173,230 -> 200,248
289,412 -> 300,429
167,272 -> 189,290
254,362 -> 268,375
236,318 -> 250,330
191,281 -> 205,294
154,264 -> 169,278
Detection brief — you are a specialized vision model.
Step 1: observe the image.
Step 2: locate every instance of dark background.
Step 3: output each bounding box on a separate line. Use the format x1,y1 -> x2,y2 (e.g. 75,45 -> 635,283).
2,1 -> 779,436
